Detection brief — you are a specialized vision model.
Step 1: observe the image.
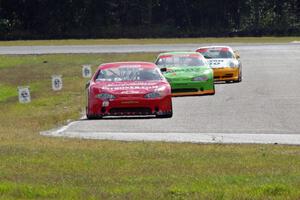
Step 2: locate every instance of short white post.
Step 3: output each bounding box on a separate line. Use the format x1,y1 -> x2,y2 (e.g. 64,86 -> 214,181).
18,86 -> 31,103
52,75 -> 63,91
82,65 -> 92,78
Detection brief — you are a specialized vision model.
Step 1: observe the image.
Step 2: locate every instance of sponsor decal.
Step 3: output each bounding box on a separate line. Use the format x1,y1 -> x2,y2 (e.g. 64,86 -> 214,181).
221,48 -> 230,51
160,54 -> 200,59
101,82 -> 160,91
120,90 -> 142,94
197,48 -> 208,53
174,83 -> 188,86
106,82 -> 157,87
102,101 -> 109,107
164,68 -> 202,74
119,65 -> 142,68
160,55 -> 172,59
103,85 -> 159,91
208,60 -> 225,68
101,64 -> 149,70
121,101 -> 139,104
208,47 -> 229,52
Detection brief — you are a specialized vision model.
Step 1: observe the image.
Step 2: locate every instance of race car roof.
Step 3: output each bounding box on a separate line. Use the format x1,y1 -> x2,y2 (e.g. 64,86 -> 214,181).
98,62 -> 157,70
157,52 -> 204,58
196,46 -> 234,52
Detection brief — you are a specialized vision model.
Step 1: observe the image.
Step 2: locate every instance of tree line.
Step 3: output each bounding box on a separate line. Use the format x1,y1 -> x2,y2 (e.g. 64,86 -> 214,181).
0,0 -> 299,40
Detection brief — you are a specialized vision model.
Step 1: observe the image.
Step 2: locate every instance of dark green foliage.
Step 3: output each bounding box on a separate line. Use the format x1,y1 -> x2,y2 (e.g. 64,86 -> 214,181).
0,0 -> 299,39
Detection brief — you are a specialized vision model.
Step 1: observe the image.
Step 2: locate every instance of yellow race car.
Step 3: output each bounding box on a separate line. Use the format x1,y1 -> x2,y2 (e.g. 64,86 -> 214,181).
196,46 -> 242,83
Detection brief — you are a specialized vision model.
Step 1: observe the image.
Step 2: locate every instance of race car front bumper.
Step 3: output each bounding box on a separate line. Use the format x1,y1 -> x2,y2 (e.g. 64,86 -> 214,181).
213,67 -> 240,81
171,89 -> 215,97
170,80 -> 215,96
87,95 -> 172,117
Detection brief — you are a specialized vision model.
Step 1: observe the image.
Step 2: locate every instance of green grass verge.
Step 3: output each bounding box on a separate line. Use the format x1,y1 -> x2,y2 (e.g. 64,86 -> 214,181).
0,37 -> 300,46
0,84 -> 16,102
1,53 -> 300,199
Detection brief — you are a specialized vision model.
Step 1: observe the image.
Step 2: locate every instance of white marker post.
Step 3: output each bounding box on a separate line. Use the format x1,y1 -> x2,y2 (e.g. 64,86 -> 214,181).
82,65 -> 92,78
18,86 -> 31,104
52,75 -> 63,91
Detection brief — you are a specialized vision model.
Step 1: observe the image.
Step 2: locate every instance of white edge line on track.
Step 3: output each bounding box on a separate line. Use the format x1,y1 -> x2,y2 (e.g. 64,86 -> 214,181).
42,121 -> 81,135
40,123 -> 300,145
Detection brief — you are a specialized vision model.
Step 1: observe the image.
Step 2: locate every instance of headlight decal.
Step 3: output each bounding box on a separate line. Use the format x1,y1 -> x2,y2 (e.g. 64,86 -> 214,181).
192,76 -> 208,82
229,60 -> 239,68
96,93 -> 116,100
144,92 -> 161,99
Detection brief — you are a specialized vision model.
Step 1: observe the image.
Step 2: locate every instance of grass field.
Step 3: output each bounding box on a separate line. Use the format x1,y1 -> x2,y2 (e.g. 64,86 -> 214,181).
0,37 -> 300,46
1,53 -> 300,199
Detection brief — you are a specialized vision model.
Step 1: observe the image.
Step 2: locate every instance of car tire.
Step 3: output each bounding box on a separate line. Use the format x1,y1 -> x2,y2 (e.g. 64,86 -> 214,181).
209,85 -> 215,95
86,110 -> 96,120
86,106 -> 102,120
238,69 -> 242,82
86,114 -> 95,120
86,114 -> 102,120
238,75 -> 242,82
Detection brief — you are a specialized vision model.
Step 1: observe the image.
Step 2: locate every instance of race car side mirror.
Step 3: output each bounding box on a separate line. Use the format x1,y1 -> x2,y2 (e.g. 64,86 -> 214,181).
234,51 -> 240,59
160,68 -> 167,73
85,81 -> 90,89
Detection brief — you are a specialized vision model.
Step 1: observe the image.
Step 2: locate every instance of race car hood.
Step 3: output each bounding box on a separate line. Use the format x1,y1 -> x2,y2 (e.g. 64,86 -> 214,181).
207,59 -> 239,68
93,81 -> 168,95
162,66 -> 212,81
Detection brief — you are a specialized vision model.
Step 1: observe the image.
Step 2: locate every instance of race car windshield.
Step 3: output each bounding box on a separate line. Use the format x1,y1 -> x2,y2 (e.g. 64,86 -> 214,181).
156,55 -> 205,67
200,49 -> 234,59
96,67 -> 163,82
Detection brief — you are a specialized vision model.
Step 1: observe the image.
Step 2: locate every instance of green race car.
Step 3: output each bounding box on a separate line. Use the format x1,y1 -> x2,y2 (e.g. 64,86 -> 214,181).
155,52 -> 215,96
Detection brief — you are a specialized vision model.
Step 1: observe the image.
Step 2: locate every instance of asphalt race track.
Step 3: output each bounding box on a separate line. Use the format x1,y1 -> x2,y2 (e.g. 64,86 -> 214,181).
20,43 -> 298,144
0,43 -> 298,54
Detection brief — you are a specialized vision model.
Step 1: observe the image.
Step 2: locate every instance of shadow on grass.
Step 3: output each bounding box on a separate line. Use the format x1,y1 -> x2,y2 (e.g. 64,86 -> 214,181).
81,115 -> 157,121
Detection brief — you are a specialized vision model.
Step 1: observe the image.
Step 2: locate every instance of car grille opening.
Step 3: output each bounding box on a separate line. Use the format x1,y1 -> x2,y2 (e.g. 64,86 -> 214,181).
109,107 -> 152,115
118,94 -> 144,98
172,88 -> 199,93
214,74 -> 233,79
223,74 -> 233,78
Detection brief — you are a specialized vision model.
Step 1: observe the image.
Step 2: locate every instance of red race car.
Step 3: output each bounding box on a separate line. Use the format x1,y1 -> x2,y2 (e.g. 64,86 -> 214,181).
86,62 -> 173,119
